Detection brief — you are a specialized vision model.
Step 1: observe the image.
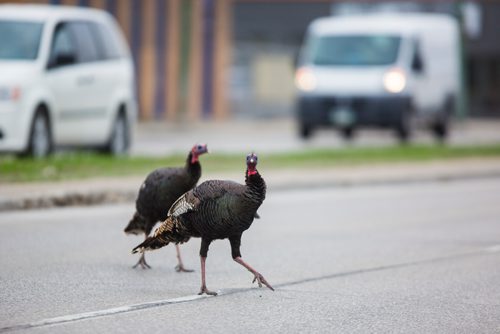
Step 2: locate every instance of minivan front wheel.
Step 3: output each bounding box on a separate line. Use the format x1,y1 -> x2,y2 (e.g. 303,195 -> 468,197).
25,108 -> 52,158
106,113 -> 129,156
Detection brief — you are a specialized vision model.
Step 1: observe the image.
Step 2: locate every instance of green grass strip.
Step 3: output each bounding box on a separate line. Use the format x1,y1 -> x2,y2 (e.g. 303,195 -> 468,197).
1,144 -> 500,183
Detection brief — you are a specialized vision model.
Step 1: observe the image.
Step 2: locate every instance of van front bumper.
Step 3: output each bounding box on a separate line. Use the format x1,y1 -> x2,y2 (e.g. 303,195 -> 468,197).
297,95 -> 411,128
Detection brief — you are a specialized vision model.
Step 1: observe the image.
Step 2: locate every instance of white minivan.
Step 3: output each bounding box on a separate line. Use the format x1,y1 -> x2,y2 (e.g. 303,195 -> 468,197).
0,4 -> 136,157
295,13 -> 460,141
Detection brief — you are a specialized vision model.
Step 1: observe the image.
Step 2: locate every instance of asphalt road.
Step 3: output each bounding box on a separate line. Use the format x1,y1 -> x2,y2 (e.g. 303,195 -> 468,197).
1,178 -> 500,333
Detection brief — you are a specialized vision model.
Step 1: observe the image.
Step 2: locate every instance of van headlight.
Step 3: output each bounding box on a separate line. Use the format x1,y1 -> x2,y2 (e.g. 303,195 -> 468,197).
295,67 -> 316,92
383,68 -> 406,93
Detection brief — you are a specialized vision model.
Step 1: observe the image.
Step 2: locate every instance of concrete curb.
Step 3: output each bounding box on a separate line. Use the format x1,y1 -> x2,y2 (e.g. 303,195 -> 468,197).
0,191 -> 137,212
1,158 -> 500,212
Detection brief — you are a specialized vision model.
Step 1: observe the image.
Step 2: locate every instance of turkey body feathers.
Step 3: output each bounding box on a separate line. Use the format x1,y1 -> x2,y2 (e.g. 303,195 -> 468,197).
125,159 -> 201,235
137,166 -> 200,222
132,173 -> 266,254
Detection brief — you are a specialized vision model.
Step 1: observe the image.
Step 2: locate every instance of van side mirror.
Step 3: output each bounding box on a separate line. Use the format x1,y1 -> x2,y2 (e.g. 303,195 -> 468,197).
411,51 -> 424,73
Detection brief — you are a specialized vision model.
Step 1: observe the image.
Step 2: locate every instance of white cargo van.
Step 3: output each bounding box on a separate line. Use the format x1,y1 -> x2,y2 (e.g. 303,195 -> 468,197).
295,13 -> 460,141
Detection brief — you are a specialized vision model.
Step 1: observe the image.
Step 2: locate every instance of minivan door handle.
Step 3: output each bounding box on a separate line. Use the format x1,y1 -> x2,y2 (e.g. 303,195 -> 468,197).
77,75 -> 95,86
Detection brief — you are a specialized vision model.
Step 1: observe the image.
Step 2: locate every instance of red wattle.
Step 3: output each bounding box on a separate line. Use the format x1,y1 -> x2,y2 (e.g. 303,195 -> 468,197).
247,169 -> 257,176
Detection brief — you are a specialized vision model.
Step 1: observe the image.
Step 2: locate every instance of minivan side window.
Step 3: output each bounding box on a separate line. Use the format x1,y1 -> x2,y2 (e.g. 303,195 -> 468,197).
48,21 -> 102,68
48,23 -> 77,68
90,22 -> 122,60
69,22 -> 100,63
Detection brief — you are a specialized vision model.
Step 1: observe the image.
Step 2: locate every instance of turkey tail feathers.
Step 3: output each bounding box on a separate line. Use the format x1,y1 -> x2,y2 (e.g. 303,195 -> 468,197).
132,236 -> 169,254
131,216 -> 187,254
124,212 -> 146,235
168,192 -> 197,217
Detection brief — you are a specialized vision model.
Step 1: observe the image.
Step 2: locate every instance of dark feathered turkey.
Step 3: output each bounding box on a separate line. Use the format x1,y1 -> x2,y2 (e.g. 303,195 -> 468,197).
132,152 -> 273,295
124,144 -> 208,269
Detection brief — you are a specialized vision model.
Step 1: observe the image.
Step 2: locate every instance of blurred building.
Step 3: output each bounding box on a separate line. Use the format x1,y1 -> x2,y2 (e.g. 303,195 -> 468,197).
3,0 -> 499,120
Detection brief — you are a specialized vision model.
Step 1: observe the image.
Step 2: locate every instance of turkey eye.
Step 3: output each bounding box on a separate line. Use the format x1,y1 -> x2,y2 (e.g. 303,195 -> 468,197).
197,145 -> 202,149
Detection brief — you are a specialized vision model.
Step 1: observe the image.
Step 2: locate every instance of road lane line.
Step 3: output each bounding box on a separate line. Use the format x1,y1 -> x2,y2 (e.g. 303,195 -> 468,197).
277,244 -> 500,289
485,244 -> 500,253
0,294 -> 219,333
2,245 -> 499,333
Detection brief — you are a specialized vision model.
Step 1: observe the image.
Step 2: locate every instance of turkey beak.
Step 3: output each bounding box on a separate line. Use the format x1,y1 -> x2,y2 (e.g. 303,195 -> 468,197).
249,158 -> 255,164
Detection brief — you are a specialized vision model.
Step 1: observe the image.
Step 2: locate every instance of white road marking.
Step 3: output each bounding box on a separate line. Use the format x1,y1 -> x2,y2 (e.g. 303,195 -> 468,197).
0,293 -> 220,333
485,244 -> 500,253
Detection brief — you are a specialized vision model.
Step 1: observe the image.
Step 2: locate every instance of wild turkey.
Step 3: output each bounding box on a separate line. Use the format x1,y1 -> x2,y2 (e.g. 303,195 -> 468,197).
124,144 -> 208,270
132,153 -> 273,295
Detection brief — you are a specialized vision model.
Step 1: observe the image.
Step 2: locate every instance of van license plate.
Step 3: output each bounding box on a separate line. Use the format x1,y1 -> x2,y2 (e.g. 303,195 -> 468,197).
330,107 -> 355,126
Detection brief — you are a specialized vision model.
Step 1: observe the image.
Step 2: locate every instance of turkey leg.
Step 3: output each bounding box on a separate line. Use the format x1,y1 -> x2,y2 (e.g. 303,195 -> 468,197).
132,235 -> 151,269
174,244 -> 194,272
198,256 -> 217,296
198,238 -> 217,295
229,236 -> 274,291
234,257 -> 274,291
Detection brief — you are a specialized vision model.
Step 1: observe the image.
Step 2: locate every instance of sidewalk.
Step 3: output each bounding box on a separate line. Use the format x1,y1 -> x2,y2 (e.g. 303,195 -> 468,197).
131,118 -> 500,156
1,157 -> 500,212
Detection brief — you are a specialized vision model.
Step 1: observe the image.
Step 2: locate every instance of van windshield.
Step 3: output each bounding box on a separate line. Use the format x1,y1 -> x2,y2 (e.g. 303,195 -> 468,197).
309,35 -> 401,66
0,20 -> 43,60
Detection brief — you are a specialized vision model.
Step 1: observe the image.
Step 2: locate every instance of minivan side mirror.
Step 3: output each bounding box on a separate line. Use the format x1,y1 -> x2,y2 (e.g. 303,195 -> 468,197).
49,52 -> 76,68
293,50 -> 300,69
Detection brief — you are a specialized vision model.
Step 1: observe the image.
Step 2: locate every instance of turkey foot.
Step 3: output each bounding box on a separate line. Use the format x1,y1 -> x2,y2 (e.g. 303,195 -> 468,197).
132,253 -> 151,269
175,244 -> 194,272
175,264 -> 194,273
251,272 -> 274,291
198,285 -> 218,296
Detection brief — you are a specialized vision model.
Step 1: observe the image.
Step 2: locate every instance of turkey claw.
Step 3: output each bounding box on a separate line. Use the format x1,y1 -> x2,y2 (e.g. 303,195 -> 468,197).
252,272 -> 274,291
198,286 -> 218,296
175,264 -> 194,273
132,256 -> 151,269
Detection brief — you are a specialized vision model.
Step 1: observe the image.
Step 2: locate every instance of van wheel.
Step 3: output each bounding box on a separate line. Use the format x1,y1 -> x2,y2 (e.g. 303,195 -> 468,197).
432,100 -> 452,143
340,127 -> 355,140
432,119 -> 449,143
395,109 -> 413,143
299,124 -> 312,139
25,108 -> 52,158
105,113 -> 129,156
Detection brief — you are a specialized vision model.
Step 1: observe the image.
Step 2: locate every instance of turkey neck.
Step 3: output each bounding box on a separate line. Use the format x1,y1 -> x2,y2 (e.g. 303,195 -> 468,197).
245,170 -> 266,205
186,152 -> 202,180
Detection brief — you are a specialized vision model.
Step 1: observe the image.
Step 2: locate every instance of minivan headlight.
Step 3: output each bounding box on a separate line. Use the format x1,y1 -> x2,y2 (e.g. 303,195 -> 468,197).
295,67 -> 316,92
0,87 -> 22,102
383,68 -> 406,93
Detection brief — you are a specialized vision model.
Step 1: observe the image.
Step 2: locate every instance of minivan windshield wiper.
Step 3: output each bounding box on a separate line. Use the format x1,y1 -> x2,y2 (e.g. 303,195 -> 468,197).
0,20 -> 43,60
309,35 -> 401,66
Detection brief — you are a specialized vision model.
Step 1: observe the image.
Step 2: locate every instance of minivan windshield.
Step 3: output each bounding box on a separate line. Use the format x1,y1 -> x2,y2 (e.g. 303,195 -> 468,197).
309,34 -> 401,66
0,20 -> 43,60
